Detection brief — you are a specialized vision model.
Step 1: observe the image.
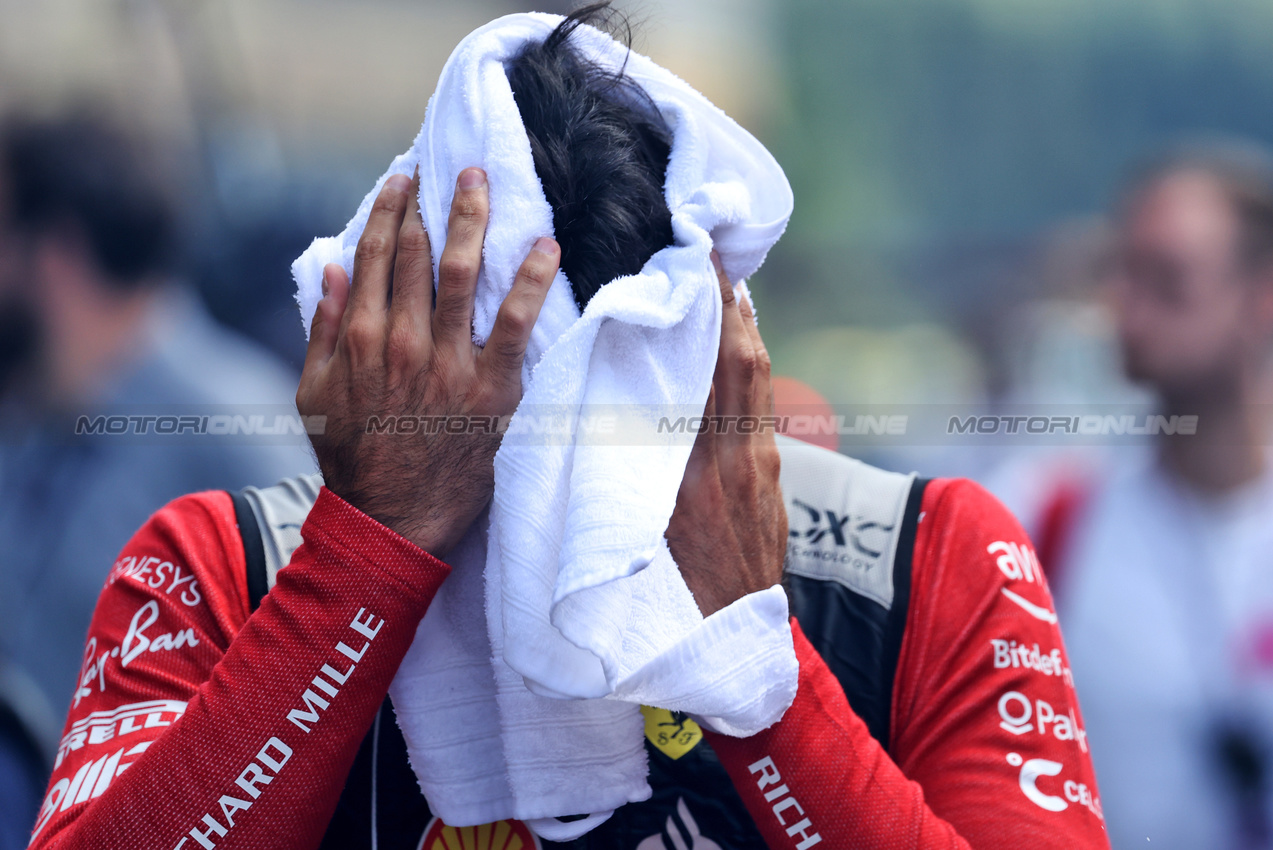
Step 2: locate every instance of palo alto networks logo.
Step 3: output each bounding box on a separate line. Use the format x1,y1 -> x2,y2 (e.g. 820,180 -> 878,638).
996,691 -> 1087,751
789,499 -> 894,559
418,817 -> 540,850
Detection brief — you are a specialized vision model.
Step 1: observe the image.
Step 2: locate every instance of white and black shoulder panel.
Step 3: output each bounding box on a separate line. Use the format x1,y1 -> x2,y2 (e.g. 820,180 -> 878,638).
231,441 -> 928,751
776,434 -> 928,748
227,474 -> 322,611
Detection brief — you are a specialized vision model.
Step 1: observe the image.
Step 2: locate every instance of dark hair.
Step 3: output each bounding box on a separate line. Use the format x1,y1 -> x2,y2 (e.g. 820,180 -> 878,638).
1,112 -> 176,288
506,3 -> 674,310
1127,140 -> 1273,275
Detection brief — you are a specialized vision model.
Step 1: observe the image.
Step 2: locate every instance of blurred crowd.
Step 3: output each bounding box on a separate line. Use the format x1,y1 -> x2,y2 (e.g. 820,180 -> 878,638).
4,1 -> 1273,848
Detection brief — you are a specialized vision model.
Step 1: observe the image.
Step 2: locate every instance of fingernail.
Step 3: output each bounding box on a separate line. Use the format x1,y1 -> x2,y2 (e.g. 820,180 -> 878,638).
322,264 -> 338,297
533,236 -> 558,256
385,173 -> 410,193
710,250 -> 723,273
459,168 -> 486,190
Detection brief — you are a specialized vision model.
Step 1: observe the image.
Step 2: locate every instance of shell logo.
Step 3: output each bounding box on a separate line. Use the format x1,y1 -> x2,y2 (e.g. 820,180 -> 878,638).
418,817 -> 541,850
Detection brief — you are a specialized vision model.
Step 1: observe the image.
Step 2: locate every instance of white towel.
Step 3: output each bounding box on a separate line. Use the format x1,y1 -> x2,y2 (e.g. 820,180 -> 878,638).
293,12 -> 796,840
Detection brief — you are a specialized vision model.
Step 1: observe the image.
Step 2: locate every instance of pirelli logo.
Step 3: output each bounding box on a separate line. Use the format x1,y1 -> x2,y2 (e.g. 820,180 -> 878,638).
57,699 -> 187,767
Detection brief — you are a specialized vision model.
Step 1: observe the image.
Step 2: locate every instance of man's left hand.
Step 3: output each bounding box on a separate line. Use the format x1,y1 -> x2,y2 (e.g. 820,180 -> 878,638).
665,254 -> 787,616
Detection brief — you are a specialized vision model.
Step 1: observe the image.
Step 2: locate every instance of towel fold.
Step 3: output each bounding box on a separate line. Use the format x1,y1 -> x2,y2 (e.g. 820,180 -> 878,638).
293,12 -> 796,840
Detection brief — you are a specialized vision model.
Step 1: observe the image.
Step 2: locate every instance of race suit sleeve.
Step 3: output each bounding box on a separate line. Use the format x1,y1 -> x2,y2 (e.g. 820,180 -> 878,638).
705,478 -> 1110,850
29,486 -> 451,850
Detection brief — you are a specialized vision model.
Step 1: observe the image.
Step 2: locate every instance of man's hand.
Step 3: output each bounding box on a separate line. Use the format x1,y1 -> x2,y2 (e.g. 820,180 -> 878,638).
666,254 -> 787,616
296,168 -> 561,557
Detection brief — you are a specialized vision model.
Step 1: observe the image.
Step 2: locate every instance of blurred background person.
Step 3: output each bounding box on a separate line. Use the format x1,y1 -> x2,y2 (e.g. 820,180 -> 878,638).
0,111 -> 313,757
999,145 -> 1273,849
0,656 -> 54,850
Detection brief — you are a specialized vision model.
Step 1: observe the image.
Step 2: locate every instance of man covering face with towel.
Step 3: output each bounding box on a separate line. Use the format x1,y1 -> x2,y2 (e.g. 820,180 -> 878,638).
32,6 -> 1110,849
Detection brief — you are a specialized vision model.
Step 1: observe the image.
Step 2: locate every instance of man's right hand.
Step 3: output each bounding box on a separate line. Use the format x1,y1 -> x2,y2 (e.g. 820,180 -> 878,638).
296,167 -> 560,558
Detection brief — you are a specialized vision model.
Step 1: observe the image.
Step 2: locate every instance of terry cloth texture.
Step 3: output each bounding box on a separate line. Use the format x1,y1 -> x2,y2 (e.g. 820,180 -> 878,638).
292,12 -> 796,841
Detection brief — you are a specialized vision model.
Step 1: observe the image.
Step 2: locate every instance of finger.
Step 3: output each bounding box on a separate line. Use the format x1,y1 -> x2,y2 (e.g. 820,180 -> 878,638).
389,167 -> 434,347
342,172 -> 411,340
480,237 -> 559,389
678,384 -> 720,500
433,168 -> 489,357
735,289 -> 776,422
711,250 -> 758,424
735,285 -> 762,354
298,264 -> 350,399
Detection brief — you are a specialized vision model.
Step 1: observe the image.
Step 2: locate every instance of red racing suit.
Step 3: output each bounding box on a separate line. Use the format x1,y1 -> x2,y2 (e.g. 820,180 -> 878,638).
28,452 -> 1110,849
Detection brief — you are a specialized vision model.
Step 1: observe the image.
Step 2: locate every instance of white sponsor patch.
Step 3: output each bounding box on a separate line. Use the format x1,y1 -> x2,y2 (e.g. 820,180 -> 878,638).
991,638 -> 1073,686
107,554 -> 202,607
747,756 -> 822,848
57,699 -> 187,767
31,741 -> 153,838
1000,588 -> 1058,624
988,541 -> 1045,587
996,690 -> 1088,752
1005,752 -> 1104,820
73,602 -> 200,707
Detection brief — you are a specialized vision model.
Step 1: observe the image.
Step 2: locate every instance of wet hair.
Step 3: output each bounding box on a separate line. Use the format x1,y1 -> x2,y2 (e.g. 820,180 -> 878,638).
506,3 -> 674,310
1127,140 -> 1273,275
1,112 -> 176,288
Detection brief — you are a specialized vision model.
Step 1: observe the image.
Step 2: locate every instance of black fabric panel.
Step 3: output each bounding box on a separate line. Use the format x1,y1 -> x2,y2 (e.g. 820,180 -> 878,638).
787,573 -> 891,743
787,476 -> 930,750
548,734 -> 767,849
228,489 -> 269,613
316,703 -> 770,849
320,700 -> 431,850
